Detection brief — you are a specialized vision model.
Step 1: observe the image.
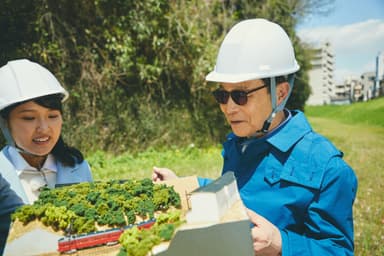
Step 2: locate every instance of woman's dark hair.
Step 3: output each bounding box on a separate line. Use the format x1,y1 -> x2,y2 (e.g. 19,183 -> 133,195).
0,94 -> 84,167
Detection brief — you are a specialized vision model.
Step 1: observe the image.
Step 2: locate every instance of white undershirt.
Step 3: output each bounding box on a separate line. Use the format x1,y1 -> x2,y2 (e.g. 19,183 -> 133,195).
7,146 -> 57,204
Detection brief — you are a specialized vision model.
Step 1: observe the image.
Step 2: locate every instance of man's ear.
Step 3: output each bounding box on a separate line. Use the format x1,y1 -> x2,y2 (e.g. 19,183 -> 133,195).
276,82 -> 290,104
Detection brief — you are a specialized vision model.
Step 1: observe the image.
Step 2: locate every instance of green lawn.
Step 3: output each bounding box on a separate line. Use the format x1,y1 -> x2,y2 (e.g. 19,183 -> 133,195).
88,97 -> 384,255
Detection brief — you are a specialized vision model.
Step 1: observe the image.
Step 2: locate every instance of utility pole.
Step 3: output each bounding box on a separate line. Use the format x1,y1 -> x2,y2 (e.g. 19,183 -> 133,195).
374,51 -> 384,98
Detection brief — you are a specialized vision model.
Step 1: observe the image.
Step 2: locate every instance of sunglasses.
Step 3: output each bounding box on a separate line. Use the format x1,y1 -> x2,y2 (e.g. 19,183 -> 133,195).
212,84 -> 268,105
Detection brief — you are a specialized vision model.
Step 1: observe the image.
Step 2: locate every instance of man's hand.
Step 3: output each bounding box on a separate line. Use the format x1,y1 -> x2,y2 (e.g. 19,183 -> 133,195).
152,167 -> 178,182
247,209 -> 282,256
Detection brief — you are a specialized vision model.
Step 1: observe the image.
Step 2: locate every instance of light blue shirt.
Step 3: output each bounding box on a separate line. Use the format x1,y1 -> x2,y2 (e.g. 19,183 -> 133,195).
0,145 -> 93,204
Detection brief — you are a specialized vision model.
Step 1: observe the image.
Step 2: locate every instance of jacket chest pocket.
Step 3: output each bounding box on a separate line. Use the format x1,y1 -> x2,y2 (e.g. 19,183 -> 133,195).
262,159 -> 322,220
264,154 -> 324,190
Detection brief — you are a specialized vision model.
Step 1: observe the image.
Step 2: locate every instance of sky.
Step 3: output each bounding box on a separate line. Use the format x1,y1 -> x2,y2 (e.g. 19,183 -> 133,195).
296,0 -> 384,84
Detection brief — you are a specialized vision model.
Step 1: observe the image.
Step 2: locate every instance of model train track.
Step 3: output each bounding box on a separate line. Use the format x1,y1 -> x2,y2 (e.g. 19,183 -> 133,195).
58,219 -> 155,254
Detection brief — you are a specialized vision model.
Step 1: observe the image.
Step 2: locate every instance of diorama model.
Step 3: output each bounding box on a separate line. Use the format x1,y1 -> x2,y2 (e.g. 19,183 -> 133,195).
186,171 -> 240,223
153,172 -> 254,256
6,179 -> 182,256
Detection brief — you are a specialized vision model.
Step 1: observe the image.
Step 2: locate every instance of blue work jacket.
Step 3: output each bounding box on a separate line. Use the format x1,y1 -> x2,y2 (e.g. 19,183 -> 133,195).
199,110 -> 357,256
0,173 -> 23,255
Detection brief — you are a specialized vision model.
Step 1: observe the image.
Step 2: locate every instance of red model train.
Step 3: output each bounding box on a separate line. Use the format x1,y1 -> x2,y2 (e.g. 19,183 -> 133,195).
57,219 -> 155,253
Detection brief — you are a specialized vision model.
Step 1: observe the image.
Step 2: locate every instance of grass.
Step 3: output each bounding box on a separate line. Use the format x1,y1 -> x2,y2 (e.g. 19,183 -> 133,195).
306,98 -> 384,256
88,97 -> 384,256
307,117 -> 384,255
87,145 -> 222,181
305,97 -> 384,127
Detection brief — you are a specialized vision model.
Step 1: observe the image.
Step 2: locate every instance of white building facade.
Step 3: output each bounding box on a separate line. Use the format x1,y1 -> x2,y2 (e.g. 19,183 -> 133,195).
306,42 -> 335,105
360,72 -> 375,101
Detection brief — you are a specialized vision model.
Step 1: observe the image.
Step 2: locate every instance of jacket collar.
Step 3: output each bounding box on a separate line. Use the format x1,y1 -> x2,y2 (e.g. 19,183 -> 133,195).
6,146 -> 58,174
266,110 -> 312,152
226,110 -> 312,153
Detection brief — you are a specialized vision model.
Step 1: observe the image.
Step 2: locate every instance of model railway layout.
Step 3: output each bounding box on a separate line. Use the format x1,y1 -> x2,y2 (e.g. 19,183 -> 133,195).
8,179 -> 182,255
7,174 -> 250,256
57,219 -> 155,253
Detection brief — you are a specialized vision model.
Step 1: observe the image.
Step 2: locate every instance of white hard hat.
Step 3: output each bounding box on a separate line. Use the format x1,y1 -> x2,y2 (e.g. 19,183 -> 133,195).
206,19 -> 300,83
0,59 -> 69,111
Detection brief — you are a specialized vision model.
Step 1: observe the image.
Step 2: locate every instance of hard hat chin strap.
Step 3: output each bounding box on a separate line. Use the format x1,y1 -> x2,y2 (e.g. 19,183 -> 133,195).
0,117 -> 15,147
256,74 -> 295,135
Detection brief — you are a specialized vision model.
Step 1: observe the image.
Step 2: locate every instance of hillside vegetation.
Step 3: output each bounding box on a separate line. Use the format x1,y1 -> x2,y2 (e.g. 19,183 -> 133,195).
1,0 -> 330,152
305,97 -> 384,127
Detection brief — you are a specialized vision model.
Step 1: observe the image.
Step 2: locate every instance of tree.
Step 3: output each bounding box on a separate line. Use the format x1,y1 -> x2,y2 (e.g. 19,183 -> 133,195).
0,0 -> 333,151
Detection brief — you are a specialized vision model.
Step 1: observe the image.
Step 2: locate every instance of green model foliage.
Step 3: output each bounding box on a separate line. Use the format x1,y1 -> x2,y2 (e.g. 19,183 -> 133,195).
0,0 -> 333,153
118,210 -> 184,256
12,179 -> 181,234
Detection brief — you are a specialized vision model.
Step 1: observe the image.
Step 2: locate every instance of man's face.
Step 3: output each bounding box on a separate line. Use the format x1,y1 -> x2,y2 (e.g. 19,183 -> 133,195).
219,79 -> 272,137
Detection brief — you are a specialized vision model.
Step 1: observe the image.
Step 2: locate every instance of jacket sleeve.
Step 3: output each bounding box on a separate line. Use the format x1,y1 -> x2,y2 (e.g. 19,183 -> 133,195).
0,173 -> 23,255
280,156 -> 357,256
197,177 -> 213,187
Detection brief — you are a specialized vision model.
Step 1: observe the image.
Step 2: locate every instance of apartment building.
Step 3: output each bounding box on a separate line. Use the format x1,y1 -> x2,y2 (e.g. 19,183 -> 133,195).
306,42 -> 334,105
360,72 -> 375,101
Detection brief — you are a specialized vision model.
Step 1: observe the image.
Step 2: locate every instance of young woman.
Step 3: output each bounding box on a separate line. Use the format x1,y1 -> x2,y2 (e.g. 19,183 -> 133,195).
0,59 -> 93,205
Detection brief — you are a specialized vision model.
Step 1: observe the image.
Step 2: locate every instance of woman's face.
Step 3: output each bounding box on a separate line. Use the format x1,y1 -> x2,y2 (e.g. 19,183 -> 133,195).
8,100 -> 62,156
219,79 -> 272,137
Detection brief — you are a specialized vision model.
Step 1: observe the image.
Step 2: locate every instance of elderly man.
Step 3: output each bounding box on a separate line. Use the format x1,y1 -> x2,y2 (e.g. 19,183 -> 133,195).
153,19 -> 357,256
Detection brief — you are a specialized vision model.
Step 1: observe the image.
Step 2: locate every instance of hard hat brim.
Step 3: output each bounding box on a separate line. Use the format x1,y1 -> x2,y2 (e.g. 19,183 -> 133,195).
0,90 -> 68,111
205,64 -> 300,83
0,59 -> 69,111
